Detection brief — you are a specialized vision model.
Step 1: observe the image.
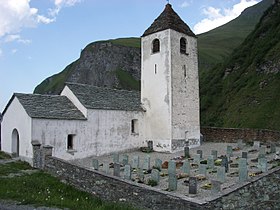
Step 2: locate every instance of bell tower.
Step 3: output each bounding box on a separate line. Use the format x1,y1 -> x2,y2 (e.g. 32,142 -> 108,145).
141,4 -> 200,152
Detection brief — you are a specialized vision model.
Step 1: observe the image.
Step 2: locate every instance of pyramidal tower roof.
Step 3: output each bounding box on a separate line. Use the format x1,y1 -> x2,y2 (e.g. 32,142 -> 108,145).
142,4 -> 196,37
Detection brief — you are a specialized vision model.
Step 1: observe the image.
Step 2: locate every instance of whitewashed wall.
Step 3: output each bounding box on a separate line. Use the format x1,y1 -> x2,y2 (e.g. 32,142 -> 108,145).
32,109 -> 145,160
170,30 -> 200,146
1,97 -> 32,163
141,30 -> 172,152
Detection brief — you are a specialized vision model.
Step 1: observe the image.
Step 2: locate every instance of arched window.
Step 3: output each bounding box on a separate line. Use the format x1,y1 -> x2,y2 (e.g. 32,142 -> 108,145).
180,37 -> 187,54
152,39 -> 160,53
11,129 -> 19,157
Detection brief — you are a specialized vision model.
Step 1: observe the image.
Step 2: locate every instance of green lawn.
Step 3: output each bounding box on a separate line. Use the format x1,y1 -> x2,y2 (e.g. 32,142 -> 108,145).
0,151 -> 11,160
0,161 -> 137,210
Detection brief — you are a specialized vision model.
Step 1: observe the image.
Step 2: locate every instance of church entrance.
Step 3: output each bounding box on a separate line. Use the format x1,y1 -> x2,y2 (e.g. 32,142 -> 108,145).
11,129 -> 19,157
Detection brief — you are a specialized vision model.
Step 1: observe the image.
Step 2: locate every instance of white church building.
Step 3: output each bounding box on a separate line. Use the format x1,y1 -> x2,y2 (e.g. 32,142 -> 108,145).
1,4 -> 200,164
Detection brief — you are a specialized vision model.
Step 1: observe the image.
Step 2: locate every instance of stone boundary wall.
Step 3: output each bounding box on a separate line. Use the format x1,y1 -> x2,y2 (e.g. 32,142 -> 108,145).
44,155 -> 280,210
201,127 -> 280,143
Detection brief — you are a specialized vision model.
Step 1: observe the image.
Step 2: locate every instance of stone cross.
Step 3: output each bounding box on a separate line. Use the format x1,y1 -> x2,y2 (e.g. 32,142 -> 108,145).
184,146 -> 190,158
221,156 -> 229,173
124,164 -> 131,180
92,159 -> 99,171
189,177 -> 198,194
239,158 -> 248,182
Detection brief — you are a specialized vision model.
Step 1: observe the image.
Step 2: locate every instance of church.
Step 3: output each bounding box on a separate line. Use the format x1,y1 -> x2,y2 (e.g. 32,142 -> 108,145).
1,4 -> 200,165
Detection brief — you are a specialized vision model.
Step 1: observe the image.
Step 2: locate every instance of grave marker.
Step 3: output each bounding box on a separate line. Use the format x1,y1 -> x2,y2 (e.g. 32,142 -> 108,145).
182,160 -> 191,174
258,147 -> 266,159
258,158 -> 268,173
197,150 -> 203,159
242,152 -> 248,159
184,146 -> 190,158
211,150 -> 218,160
113,163 -> 121,177
113,153 -> 119,163
143,155 -> 151,170
138,168 -> 144,183
193,154 -> 201,164
124,165 -> 131,180
147,141 -> 153,151
221,156 -> 229,173
253,141 -> 260,149
237,139 -> 243,149
103,163 -> 110,174
168,174 -> 177,191
199,164 -> 207,176
189,177 -> 197,194
132,155 -> 139,169
155,159 -> 162,171
217,166 -> 226,183
227,145 -> 233,157
207,155 -> 214,169
239,158 -> 248,182
122,154 -> 129,165
92,159 -> 99,171
211,180 -> 221,193
168,160 -> 176,175
270,143 -> 276,153
151,169 -> 160,183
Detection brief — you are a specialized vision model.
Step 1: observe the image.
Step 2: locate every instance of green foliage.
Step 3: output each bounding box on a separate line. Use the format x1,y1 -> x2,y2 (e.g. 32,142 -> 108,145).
110,37 -> 141,48
0,161 -> 32,176
0,162 -> 137,210
115,68 -> 140,90
0,151 -> 11,160
147,179 -> 158,187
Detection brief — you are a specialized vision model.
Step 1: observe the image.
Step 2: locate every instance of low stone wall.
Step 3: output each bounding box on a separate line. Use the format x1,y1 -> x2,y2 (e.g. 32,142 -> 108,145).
201,127 -> 280,143
44,155 -> 280,210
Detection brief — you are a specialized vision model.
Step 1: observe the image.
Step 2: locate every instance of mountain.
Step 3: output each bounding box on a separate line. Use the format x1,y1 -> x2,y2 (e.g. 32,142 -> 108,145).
200,0 -> 280,130
34,0 -> 273,95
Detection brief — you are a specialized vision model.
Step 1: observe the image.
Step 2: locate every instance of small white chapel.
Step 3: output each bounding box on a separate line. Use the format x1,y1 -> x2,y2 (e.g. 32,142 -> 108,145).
1,4 -> 200,165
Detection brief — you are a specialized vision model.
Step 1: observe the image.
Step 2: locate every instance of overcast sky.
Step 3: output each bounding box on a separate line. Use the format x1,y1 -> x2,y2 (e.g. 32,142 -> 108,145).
0,0 -> 260,111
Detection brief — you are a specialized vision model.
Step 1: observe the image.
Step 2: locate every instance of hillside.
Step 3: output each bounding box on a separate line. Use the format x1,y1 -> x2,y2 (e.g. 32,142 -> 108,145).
200,0 -> 280,130
34,0 -> 273,95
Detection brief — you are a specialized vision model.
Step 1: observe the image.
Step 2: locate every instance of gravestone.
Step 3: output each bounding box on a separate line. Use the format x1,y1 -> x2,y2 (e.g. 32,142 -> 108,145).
221,156 -> 229,173
207,155 -> 214,169
147,141 -> 153,151
242,152 -> 248,159
143,155 -> 151,170
211,150 -> 218,160
151,169 -> 160,183
270,143 -> 276,153
114,163 -> 121,177
258,157 -> 268,173
189,177 -> 197,194
197,150 -> 203,159
132,155 -> 140,169
258,146 -> 266,159
253,141 -> 260,149
184,146 -> 190,158
199,164 -> 207,176
138,168 -> 144,183
168,160 -> 176,175
155,159 -> 162,171
124,165 -> 131,180
227,146 -> 233,157
168,174 -> 177,191
103,163 -> 110,174
193,154 -> 201,164
211,180 -> 221,193
92,159 -> 99,171
182,160 -> 191,174
113,153 -> 119,163
239,158 -> 248,182
217,166 -> 226,183
237,139 -> 243,149
122,154 -> 129,165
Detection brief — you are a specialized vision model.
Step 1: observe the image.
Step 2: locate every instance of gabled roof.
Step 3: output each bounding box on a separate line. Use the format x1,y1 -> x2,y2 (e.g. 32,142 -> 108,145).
3,93 -> 86,120
142,4 -> 196,37
66,83 -> 143,111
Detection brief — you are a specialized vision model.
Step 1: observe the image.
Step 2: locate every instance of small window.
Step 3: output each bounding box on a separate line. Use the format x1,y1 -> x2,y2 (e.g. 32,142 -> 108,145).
155,64 -> 157,74
180,37 -> 187,54
67,134 -> 74,150
152,39 -> 160,53
183,65 -> 187,78
131,119 -> 139,134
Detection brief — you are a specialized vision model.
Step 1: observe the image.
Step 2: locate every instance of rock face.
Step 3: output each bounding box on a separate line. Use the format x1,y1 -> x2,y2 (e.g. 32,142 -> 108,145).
68,42 -> 141,88
34,40 -> 141,95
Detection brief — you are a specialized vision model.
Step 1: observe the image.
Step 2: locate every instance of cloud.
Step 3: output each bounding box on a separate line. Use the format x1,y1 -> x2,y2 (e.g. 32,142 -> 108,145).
180,1 -> 190,8
50,0 -> 81,16
4,34 -> 31,45
11,49 -> 18,54
0,48 -> 2,57
194,0 -> 260,34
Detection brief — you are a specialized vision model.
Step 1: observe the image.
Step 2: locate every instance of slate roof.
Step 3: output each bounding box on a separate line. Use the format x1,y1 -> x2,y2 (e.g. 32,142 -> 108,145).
66,83 -> 143,111
142,4 -> 196,37
3,93 -> 86,120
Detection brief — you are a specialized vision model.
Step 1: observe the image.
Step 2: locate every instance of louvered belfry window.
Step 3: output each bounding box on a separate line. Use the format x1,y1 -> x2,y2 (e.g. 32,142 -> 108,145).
152,39 -> 160,53
180,37 -> 187,54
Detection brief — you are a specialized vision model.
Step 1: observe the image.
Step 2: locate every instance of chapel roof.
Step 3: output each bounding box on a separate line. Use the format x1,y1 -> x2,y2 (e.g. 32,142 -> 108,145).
4,93 -> 86,120
66,83 -> 143,111
142,4 -> 196,37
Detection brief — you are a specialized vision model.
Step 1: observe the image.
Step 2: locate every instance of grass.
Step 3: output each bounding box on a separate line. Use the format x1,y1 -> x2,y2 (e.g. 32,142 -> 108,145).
0,151 -> 11,160
0,162 -> 137,210
115,68 -> 140,90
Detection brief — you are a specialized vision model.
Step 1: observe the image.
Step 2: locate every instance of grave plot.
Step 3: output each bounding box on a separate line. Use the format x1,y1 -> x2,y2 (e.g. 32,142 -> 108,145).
71,142 -> 280,201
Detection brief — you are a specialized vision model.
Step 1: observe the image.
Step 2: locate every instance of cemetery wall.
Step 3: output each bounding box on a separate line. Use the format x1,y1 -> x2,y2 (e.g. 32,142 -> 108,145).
201,127 -> 280,143
44,155 -> 280,210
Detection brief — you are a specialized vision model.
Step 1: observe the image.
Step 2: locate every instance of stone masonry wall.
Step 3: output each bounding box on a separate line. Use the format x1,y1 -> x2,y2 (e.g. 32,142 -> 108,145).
201,127 -> 280,143
44,155 -> 280,210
